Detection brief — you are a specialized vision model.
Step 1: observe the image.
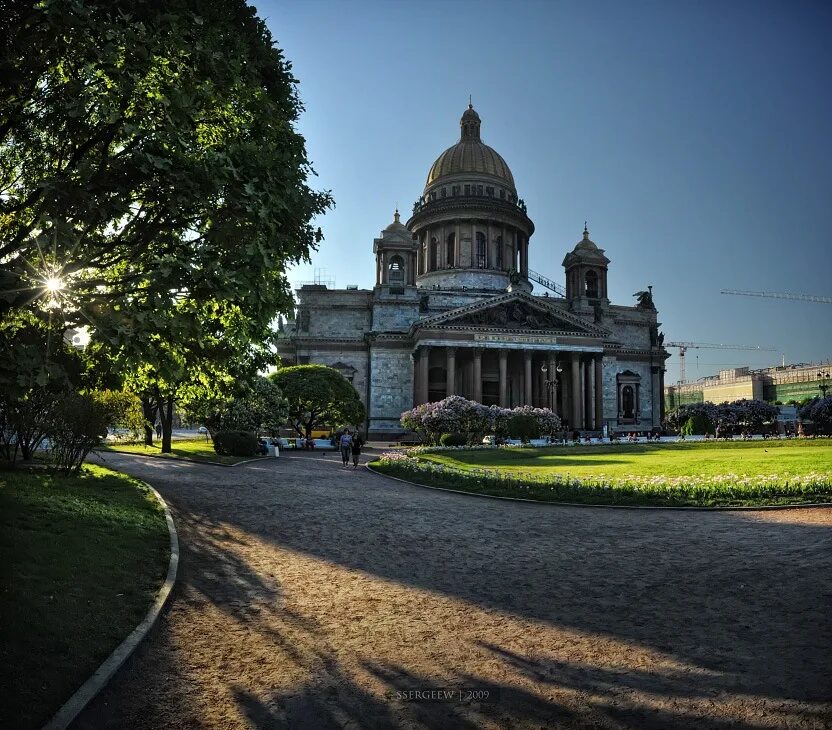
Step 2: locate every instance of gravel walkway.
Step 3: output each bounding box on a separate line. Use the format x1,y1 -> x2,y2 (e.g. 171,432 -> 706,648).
73,451 -> 832,729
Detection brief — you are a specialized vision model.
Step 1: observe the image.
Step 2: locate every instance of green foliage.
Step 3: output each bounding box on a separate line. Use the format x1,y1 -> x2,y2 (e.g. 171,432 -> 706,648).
270,365 -> 365,439
213,430 -> 258,457
681,412 -> 714,436
93,389 -> 145,440
2,1 -> 332,450
188,376 -> 285,435
49,392 -> 111,475
0,388 -> 58,463
439,433 -> 468,447
3,0 -> 331,322
507,413 -> 540,443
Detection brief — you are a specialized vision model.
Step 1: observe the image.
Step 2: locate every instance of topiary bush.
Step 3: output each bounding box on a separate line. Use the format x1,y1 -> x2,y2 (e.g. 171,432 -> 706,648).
681,412 -> 714,436
213,430 -> 258,457
507,413 -> 540,443
439,432 -> 467,446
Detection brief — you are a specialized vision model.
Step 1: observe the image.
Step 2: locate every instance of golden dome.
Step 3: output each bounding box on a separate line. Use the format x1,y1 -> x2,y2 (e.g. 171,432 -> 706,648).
425,105 -> 516,192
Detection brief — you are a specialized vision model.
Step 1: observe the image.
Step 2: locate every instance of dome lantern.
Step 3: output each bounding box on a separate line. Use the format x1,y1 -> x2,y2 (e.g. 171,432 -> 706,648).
460,103 -> 481,141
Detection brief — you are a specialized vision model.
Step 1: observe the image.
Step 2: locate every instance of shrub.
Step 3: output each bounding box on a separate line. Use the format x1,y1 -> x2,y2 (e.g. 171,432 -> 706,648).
213,430 -> 258,457
681,412 -> 714,436
508,413 -> 540,443
49,392 -> 110,475
439,432 -> 467,446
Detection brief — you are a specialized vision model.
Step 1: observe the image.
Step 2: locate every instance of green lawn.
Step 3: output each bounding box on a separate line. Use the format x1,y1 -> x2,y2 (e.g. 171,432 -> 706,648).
374,440 -> 832,507
0,464 -> 169,729
418,440 -> 831,479
100,437 -> 264,465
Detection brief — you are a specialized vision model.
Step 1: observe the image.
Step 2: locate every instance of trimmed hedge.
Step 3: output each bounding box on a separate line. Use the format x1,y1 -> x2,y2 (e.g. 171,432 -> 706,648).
439,433 -> 468,447
213,430 -> 258,457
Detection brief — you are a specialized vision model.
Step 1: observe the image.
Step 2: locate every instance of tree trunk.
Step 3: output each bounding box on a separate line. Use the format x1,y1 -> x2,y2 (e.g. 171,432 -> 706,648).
141,396 -> 157,445
160,395 -> 174,453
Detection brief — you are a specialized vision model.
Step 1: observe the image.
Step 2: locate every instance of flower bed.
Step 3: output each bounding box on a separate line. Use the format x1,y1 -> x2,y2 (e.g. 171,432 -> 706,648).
373,451 -> 832,507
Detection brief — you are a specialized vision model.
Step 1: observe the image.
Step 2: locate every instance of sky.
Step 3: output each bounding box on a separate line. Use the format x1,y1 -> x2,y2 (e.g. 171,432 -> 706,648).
257,0 -> 832,384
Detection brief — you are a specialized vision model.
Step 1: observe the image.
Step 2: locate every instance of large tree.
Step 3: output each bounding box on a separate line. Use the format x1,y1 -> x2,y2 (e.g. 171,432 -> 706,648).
2,0 -> 331,451
270,365 -> 365,439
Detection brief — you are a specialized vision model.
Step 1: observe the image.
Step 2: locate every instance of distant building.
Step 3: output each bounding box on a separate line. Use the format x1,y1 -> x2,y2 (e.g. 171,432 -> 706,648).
277,105 -> 669,438
664,361 -> 832,410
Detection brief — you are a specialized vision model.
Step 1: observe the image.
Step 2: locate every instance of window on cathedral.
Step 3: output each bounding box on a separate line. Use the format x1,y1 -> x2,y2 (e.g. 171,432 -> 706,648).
430,238 -> 439,270
486,186 -> 494,197
499,189 -> 505,200
477,185 -> 483,196
496,235 -> 503,269
389,255 -> 404,282
585,270 -> 599,298
441,187 -> 446,198
476,232 -> 487,268
453,185 -> 460,196
446,233 -> 455,268
464,184 -> 470,196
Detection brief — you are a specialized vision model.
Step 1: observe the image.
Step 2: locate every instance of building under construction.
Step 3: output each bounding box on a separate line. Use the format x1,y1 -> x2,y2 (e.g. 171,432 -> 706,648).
664,361 -> 832,410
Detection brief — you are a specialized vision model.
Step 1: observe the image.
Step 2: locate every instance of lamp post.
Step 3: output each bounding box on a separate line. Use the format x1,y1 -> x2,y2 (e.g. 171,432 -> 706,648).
819,371 -> 831,399
540,362 -> 563,410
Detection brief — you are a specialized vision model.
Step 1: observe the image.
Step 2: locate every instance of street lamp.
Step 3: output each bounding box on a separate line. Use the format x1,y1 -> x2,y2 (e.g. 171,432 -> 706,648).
819,371 -> 831,399
540,362 -> 563,411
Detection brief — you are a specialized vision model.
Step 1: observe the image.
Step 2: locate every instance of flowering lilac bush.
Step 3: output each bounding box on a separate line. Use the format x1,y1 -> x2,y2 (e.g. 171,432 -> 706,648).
665,399 -> 778,435
400,397 -> 561,445
799,396 -> 832,433
664,402 -> 719,432
721,399 -> 779,431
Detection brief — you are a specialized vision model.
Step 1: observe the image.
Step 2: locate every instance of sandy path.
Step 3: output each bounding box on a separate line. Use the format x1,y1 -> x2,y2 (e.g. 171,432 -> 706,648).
72,451 -> 832,729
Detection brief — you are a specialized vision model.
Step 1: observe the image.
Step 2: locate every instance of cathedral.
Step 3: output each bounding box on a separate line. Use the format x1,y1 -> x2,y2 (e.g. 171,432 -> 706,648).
276,105 -> 669,439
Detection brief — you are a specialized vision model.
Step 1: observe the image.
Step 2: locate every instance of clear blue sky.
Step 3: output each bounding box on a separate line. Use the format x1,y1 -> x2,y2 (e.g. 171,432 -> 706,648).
258,0 -> 831,384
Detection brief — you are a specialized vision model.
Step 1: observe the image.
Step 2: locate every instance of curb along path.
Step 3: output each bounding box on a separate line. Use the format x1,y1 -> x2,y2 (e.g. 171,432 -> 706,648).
42,482 -> 179,730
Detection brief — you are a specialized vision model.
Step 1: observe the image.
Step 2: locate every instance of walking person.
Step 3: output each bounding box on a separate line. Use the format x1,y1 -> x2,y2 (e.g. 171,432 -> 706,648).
351,432 -> 363,468
155,422 -> 162,439
339,429 -> 353,467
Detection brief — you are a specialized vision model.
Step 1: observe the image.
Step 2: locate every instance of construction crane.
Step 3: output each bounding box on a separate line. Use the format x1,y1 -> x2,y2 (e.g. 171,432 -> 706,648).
720,289 -> 832,304
528,269 -> 566,297
664,342 -> 779,384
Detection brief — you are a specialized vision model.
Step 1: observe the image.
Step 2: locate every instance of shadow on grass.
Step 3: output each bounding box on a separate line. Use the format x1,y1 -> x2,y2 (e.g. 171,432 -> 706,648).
0,466 -> 169,730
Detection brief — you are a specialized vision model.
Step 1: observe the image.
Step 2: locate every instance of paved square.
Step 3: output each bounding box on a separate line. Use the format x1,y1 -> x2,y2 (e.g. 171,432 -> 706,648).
76,452 -> 832,729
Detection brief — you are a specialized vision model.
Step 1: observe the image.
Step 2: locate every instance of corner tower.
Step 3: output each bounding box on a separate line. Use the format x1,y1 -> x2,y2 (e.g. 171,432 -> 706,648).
562,224 -> 610,310
406,104 -> 534,291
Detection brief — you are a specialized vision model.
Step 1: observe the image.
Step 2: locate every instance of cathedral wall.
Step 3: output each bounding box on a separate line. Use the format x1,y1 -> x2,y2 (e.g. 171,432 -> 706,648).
421,290 -> 492,311
372,300 -> 420,332
369,347 -> 414,435
604,321 -> 652,348
602,357 -> 658,428
297,290 -> 372,338
417,269 -> 509,291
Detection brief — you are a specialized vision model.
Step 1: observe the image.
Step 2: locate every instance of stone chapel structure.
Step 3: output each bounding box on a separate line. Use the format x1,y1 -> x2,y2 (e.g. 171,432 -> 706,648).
276,104 -> 669,439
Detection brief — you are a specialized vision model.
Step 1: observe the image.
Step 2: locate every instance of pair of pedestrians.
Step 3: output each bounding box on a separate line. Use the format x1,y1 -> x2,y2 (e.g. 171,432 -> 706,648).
339,429 -> 363,468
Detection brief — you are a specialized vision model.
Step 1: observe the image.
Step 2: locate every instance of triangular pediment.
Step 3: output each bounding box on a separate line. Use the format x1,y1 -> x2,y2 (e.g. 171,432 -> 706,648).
414,292 -> 608,337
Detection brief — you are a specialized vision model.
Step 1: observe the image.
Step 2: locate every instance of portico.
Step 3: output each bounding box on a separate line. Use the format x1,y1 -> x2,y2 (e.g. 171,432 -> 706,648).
413,340 -> 605,431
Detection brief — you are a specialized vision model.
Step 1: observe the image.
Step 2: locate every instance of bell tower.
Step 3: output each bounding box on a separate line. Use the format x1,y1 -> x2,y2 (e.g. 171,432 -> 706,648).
562,224 -> 610,309
373,210 -> 417,289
